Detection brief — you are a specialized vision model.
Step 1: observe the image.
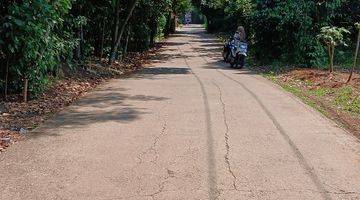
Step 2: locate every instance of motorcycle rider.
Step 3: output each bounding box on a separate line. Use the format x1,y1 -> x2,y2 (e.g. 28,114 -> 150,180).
223,25 -> 248,68
234,26 -> 246,42
232,26 -> 246,56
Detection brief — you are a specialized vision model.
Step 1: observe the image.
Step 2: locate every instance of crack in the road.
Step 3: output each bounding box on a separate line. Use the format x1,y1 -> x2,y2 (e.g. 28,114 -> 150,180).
213,81 -> 239,191
126,169 -> 173,200
177,45 -> 219,200
108,187 -> 359,200
103,29 -> 359,200
321,182 -> 360,195
187,38 -> 333,200
137,119 -> 168,165
216,188 -> 360,195
147,183 -> 165,200
179,34 -> 357,200
143,168 -> 175,200
213,69 -> 334,200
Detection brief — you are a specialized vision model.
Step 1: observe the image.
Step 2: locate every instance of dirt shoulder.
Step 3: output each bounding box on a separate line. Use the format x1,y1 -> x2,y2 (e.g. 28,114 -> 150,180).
251,66 -> 360,138
0,45 -> 161,152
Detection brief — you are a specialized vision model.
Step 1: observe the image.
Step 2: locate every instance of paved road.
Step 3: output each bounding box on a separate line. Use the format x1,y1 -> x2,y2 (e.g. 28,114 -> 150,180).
1,25 -> 360,200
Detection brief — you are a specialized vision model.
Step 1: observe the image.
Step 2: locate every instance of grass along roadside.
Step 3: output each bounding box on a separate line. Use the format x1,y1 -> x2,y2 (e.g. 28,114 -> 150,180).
216,31 -> 360,136
256,67 -> 360,138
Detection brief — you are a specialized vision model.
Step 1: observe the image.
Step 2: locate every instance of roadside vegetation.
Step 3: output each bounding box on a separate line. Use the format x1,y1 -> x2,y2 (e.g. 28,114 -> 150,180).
1,0 -> 192,102
259,67 -> 360,137
0,0 -> 192,151
195,0 -> 358,70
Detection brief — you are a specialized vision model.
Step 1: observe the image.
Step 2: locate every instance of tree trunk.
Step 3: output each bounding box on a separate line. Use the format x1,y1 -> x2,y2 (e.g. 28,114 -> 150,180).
4,57 -> 9,98
94,18 -> 106,58
347,31 -> 360,83
109,4 -> 121,62
164,12 -> 172,37
122,25 -> 131,60
170,14 -> 176,33
109,0 -> 138,64
327,43 -> 333,73
23,77 -> 28,103
76,28 -> 82,60
80,25 -> 84,60
99,18 -> 106,60
330,44 -> 335,73
149,17 -> 157,47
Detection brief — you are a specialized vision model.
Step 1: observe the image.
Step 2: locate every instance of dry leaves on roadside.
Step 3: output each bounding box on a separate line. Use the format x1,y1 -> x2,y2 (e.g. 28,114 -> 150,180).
0,44 -> 163,152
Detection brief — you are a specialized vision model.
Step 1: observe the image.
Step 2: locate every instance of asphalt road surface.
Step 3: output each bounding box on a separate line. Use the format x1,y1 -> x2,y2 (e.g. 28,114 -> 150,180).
1,25 -> 360,200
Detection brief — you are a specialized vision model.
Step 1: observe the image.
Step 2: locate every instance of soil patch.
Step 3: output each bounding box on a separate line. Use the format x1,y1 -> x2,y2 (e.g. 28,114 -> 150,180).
253,66 -> 360,139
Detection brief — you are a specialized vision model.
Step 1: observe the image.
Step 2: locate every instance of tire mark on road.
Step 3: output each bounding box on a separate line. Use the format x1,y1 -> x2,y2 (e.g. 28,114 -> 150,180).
177,45 -> 220,200
214,69 -> 332,200
187,35 -> 332,200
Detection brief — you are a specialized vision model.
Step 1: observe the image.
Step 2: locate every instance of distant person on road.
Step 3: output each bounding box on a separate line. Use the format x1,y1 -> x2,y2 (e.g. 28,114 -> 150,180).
231,26 -> 247,57
228,25 -> 248,67
185,13 -> 191,26
234,26 -> 246,43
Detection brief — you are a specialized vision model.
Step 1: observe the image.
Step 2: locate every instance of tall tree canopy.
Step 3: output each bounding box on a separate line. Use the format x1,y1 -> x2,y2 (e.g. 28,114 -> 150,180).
0,0 -> 191,100
1,0 -> 359,100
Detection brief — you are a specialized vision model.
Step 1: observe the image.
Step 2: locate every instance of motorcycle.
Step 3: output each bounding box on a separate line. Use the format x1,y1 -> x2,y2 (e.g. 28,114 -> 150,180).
222,38 -> 248,69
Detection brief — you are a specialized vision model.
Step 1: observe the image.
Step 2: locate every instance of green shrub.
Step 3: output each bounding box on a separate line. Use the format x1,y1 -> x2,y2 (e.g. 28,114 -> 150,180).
2,0 -> 72,99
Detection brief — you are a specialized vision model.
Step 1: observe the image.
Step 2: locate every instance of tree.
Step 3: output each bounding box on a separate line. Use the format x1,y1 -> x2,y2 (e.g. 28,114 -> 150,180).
317,26 -> 350,73
347,23 -> 360,83
1,0 -> 185,99
1,0 -> 358,101
3,0 -> 72,102
109,0 -> 139,64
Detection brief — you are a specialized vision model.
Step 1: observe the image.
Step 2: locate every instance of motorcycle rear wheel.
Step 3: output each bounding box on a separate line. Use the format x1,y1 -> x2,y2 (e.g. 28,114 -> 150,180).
222,50 -> 230,62
236,55 -> 245,69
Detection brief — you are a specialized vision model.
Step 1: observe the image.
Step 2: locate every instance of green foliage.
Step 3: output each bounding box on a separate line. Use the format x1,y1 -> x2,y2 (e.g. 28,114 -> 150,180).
355,23 -> 360,31
1,0 -> 72,97
157,14 -> 167,40
1,0 -> 189,99
0,0 -> 357,100
317,26 -> 350,47
196,0 -> 358,66
317,26 -> 350,72
173,0 -> 192,15
73,16 -> 88,28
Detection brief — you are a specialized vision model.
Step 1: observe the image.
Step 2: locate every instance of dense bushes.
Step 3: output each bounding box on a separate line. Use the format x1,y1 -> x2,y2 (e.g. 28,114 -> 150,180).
0,0 -> 191,101
1,0 -> 73,101
194,0 -> 359,67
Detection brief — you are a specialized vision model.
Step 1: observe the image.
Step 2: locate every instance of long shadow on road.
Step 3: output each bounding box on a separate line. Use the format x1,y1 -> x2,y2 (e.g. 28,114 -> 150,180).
30,66 -> 192,139
31,90 -> 170,137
